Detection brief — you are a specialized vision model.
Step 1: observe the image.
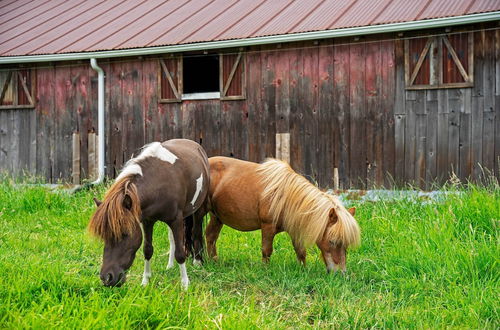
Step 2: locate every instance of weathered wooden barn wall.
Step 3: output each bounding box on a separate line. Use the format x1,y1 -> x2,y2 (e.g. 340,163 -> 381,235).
0,26 -> 498,189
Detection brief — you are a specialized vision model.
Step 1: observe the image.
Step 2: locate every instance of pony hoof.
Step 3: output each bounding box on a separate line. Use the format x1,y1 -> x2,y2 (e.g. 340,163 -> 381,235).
181,279 -> 190,290
141,279 -> 149,286
193,259 -> 202,267
167,262 -> 175,270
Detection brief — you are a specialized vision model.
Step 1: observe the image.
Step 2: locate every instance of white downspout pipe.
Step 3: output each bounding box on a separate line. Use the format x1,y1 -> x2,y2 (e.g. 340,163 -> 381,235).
90,58 -> 105,185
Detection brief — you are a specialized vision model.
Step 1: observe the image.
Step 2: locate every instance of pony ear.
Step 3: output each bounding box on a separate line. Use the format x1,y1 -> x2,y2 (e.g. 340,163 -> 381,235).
93,197 -> 102,207
123,194 -> 132,210
328,208 -> 338,224
348,207 -> 356,216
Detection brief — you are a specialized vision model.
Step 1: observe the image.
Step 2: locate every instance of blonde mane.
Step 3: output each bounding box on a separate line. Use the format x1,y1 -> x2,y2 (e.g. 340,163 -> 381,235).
88,175 -> 141,242
257,159 -> 360,248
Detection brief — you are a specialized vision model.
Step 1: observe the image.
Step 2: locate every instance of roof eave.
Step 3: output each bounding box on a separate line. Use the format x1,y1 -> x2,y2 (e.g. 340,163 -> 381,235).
1,11 -> 499,64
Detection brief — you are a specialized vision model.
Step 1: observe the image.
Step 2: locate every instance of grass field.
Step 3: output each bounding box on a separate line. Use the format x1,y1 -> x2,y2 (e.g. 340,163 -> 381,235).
0,177 -> 498,328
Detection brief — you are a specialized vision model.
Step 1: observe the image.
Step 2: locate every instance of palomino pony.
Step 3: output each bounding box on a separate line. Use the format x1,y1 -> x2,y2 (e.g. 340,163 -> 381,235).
88,139 -> 209,289
207,156 -> 360,272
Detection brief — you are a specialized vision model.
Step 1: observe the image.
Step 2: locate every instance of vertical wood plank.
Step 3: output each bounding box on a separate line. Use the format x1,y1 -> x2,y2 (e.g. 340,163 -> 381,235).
246,47 -> 262,162
482,30 -> 495,174
262,46 -> 276,159
471,31 -> 484,181
448,89 -> 461,181
318,41 -> 335,187
365,40 -> 382,188
394,39 -> 406,185
381,40 -> 396,188
289,44 -> 301,170
35,67 -> 55,181
349,42 -> 366,188
301,43 -> 319,183
405,93 -> 417,185
333,42 -> 351,188
425,90 -> 438,188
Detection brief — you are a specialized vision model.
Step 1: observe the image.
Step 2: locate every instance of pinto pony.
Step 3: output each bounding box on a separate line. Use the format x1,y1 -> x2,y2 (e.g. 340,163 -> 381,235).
88,139 -> 209,289
207,156 -> 360,272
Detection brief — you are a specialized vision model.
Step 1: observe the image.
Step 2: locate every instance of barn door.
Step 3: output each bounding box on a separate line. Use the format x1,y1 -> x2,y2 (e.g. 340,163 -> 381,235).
159,57 -> 182,103
0,68 -> 35,109
220,51 -> 246,100
405,32 -> 473,89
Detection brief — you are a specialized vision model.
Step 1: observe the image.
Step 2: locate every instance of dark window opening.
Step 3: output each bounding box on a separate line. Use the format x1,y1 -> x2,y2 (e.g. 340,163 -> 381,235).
183,54 -> 219,94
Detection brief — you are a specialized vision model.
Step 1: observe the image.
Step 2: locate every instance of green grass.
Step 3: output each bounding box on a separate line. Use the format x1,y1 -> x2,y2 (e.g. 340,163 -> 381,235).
0,178 -> 498,329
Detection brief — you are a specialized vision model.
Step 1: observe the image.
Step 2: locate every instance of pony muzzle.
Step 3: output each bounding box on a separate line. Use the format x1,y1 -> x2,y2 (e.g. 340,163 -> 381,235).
101,270 -> 126,287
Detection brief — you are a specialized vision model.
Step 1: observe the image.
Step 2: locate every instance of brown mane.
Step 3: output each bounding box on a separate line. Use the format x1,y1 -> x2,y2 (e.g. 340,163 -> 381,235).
88,175 -> 141,242
257,159 -> 360,248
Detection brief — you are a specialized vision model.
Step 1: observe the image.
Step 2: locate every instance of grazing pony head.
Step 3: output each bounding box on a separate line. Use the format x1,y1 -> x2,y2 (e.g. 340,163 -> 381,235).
258,159 -> 360,273
88,176 -> 142,286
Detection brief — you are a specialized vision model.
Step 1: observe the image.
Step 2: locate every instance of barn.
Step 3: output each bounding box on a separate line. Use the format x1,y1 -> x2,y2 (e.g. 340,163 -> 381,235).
1,0 -> 499,189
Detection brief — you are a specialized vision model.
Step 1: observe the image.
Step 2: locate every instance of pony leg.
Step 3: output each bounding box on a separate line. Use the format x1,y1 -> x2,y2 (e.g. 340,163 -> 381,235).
141,222 -> 154,286
170,215 -> 189,290
205,213 -> 223,260
261,223 -> 277,263
192,205 -> 207,266
167,227 -> 176,269
291,238 -> 307,266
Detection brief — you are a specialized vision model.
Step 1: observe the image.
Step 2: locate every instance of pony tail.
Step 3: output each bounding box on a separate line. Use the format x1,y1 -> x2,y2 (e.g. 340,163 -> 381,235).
88,176 -> 141,242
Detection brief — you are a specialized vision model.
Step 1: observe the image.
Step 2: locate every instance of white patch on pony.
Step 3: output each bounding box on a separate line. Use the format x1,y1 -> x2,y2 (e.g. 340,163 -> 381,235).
190,174 -> 203,206
115,142 -> 178,181
142,259 -> 151,286
116,163 -> 142,181
179,262 -> 189,290
193,259 -> 202,267
139,142 -> 178,164
167,228 -> 175,269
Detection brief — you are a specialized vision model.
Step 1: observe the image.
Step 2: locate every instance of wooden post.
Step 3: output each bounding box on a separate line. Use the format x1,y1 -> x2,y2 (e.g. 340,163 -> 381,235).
72,132 -> 80,184
333,167 -> 339,191
281,133 -> 290,164
88,132 -> 97,181
275,133 -> 290,164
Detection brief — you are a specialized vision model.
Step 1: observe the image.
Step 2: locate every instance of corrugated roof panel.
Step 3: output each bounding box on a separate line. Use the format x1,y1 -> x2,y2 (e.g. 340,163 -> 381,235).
0,0 -> 22,12
216,0 -> 292,40
0,1 -> 87,42
153,0 -> 238,46
37,1 -> 147,54
290,0 -> 354,33
255,0 -> 324,36
371,0 -> 426,24
469,0 -> 500,13
333,0 -> 393,29
122,0 -> 213,49
184,0 -> 266,43
87,0 -> 188,51
0,0 -> 499,57
62,0 -> 170,53
2,1 -> 122,56
419,0 -> 472,20
0,0 -> 46,19
0,0 -> 109,56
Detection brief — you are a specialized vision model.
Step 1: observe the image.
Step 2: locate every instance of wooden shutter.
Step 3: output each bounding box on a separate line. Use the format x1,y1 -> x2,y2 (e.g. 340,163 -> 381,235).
0,68 -> 35,109
220,51 -> 246,100
159,57 -> 182,103
405,33 -> 473,89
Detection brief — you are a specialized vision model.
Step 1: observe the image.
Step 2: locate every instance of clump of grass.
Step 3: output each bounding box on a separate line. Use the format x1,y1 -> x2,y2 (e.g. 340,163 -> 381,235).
0,179 -> 498,328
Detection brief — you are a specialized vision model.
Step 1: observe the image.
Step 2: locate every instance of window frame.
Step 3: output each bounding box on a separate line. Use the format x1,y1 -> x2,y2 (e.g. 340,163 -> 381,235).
158,50 -> 246,103
0,68 -> 36,110
404,32 -> 473,90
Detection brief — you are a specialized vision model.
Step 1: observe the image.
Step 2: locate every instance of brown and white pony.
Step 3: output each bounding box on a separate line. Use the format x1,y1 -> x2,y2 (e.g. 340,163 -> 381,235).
207,156 -> 360,272
88,139 -> 209,289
